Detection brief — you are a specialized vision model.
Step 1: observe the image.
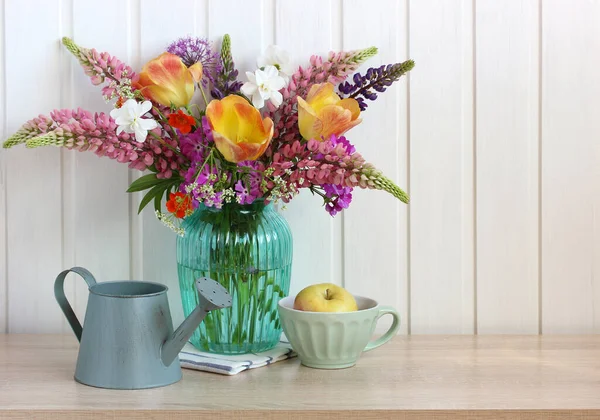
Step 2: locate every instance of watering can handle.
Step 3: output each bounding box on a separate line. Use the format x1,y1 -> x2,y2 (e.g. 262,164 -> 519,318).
54,267 -> 97,342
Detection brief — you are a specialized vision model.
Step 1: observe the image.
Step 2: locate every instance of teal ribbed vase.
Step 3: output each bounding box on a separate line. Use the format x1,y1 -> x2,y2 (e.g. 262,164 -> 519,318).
176,200 -> 293,354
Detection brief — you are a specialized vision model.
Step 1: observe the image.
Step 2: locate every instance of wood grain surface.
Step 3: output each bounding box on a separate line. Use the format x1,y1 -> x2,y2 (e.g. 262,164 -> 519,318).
0,335 -> 599,419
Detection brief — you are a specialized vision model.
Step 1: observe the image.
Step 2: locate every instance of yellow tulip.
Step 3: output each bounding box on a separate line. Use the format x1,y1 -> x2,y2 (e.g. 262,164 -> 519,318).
134,52 -> 202,108
206,95 -> 274,163
297,82 -> 362,141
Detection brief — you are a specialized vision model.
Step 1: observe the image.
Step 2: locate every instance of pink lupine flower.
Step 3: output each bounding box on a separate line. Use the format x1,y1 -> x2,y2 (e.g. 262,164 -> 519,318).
7,108 -> 182,178
62,37 -> 137,102
261,134 -> 408,209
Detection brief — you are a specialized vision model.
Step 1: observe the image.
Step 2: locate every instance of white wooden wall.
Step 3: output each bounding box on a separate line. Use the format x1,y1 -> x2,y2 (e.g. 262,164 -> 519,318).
1,0 -> 599,335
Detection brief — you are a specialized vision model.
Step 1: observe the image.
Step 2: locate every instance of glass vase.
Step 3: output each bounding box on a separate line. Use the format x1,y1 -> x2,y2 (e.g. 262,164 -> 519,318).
176,199 -> 293,354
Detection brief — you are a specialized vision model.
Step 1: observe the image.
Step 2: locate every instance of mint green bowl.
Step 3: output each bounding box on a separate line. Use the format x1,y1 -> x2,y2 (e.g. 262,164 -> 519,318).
278,295 -> 401,369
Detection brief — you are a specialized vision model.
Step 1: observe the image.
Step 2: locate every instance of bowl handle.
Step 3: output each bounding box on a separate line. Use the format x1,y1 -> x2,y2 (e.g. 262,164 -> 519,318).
364,306 -> 401,352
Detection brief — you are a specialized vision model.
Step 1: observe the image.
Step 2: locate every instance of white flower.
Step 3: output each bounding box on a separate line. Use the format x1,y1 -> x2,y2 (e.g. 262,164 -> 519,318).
109,99 -> 158,143
257,45 -> 293,82
241,65 -> 286,109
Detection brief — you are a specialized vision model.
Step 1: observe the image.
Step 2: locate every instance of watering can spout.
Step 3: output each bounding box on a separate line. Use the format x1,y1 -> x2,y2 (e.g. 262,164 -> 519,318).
161,277 -> 232,366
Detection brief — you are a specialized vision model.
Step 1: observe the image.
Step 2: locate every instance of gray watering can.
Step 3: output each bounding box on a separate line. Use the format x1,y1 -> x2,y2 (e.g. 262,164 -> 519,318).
54,267 -> 232,389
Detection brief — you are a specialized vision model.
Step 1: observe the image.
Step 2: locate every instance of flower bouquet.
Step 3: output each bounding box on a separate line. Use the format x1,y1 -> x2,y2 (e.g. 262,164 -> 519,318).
3,34 -> 413,353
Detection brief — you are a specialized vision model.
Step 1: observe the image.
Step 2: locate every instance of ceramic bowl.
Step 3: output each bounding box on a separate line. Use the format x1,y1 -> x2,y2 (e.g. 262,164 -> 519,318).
278,295 -> 400,369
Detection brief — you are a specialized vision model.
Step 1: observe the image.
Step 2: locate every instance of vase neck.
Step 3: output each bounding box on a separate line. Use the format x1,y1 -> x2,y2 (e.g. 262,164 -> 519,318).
200,199 -> 269,214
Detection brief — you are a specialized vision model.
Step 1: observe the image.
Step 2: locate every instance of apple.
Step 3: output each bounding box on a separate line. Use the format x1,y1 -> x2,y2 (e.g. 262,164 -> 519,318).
293,283 -> 358,312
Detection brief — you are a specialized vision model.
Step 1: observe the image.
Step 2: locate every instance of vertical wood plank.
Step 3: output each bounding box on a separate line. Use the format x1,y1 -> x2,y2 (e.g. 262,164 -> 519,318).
5,0 -> 64,332
475,0 -> 539,333
69,0 -> 132,322
275,0 -> 343,296
139,0 -> 200,328
0,0 -> 7,332
542,0 -> 600,333
409,0 -> 475,333
208,0 -> 264,72
128,0 -> 144,284
342,0 -> 409,334
58,0 -> 75,335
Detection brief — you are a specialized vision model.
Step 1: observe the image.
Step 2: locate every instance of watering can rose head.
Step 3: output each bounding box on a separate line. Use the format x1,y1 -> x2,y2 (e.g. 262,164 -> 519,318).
133,52 -> 203,108
205,95 -> 274,163
297,82 -> 362,141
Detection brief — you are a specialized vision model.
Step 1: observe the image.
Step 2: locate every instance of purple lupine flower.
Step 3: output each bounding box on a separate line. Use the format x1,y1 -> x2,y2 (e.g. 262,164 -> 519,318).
323,184 -> 353,216
167,36 -> 222,87
338,60 -> 415,110
211,34 -> 243,99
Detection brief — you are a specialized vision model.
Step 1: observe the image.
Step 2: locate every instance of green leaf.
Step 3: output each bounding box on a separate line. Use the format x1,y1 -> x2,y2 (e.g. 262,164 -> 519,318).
155,186 -> 170,212
138,184 -> 168,214
127,173 -> 162,192
154,192 -> 162,212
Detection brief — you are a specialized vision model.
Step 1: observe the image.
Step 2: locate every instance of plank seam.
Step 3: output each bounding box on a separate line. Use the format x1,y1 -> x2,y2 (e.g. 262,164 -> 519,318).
405,0 -> 411,335
207,0 -> 211,37
205,0 -> 209,39
1,0 -> 7,333
193,0 -> 197,35
471,0 -> 478,335
128,0 -> 142,281
336,0 -> 345,289
272,0 -> 276,44
537,0 -> 543,335
58,0 -> 75,334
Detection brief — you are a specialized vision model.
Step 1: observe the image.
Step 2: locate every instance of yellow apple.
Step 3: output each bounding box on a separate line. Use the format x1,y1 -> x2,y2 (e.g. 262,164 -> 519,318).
293,283 -> 358,312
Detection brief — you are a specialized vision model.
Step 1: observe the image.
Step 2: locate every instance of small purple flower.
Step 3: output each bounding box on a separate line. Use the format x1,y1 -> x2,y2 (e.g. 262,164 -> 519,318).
323,184 -> 353,216
197,166 -> 214,185
179,118 -> 214,163
179,130 -> 206,162
208,191 -> 224,209
248,173 -> 262,199
182,161 -> 215,186
235,180 -> 256,205
167,36 -> 222,87
183,166 -> 197,184
236,161 -> 264,201
201,116 -> 214,141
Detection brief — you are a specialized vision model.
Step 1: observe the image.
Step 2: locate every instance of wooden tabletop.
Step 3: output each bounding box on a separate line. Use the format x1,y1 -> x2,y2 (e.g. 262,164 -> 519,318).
0,335 -> 599,419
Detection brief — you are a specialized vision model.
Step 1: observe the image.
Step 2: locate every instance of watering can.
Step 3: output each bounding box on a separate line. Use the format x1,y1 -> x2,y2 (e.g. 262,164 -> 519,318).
54,267 -> 232,389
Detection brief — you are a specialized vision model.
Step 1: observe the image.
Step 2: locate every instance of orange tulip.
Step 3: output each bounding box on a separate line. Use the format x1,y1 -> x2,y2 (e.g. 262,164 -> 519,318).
297,82 -> 362,141
134,52 -> 202,108
206,95 -> 273,163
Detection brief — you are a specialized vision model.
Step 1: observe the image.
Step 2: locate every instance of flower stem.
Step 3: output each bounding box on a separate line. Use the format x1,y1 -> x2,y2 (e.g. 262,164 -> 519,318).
198,83 -> 210,107
187,103 -> 205,119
